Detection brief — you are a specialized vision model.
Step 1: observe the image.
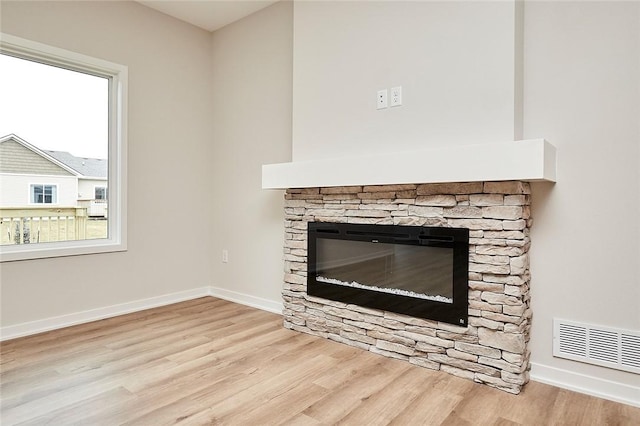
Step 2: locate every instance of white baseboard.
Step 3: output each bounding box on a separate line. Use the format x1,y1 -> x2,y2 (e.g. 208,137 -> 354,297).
0,287 -> 211,341
208,286 -> 283,315
0,286 -> 283,341
530,362 -> 640,408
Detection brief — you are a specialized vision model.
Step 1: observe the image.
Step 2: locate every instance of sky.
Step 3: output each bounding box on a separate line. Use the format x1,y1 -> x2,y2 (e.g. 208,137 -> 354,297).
0,53 -> 109,159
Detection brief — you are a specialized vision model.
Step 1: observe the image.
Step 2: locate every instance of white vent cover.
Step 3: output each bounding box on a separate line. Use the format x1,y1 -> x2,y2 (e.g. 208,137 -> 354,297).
553,319 -> 640,374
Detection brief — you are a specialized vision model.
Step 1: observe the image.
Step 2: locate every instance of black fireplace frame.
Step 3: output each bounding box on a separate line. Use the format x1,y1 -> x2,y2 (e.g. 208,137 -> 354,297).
307,222 -> 469,326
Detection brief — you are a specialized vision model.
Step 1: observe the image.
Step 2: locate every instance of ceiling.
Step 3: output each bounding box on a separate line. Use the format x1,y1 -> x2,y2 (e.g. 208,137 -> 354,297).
137,1 -> 279,32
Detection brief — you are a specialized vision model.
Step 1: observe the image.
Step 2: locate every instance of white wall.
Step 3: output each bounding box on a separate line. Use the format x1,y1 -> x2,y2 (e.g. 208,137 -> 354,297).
0,1 -> 215,326
292,0 -> 522,162
287,0 -> 640,404
78,179 -> 106,201
524,1 -> 639,400
209,1 -> 293,308
0,174 -> 77,206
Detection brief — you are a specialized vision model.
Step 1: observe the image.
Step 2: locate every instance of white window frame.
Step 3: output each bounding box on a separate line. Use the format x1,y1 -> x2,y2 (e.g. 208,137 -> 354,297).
0,33 -> 127,262
29,183 -> 59,205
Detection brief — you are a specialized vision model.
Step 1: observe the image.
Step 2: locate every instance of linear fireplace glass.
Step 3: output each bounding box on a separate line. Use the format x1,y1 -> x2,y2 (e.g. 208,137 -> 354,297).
308,222 -> 469,326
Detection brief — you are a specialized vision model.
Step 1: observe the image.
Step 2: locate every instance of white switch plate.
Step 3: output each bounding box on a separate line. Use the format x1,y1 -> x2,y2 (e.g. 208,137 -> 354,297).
391,86 -> 402,107
377,89 -> 388,109
222,249 -> 228,263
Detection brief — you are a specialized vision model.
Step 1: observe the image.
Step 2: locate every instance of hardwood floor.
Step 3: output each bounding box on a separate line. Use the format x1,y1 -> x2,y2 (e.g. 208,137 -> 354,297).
1,297 -> 638,425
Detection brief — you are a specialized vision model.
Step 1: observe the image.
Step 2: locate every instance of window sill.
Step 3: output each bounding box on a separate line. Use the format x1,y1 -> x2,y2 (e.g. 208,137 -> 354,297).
0,237 -> 127,262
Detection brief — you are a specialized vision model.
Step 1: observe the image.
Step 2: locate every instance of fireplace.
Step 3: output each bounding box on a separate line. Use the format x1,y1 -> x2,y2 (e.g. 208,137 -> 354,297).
308,222 -> 469,326
281,182 -> 533,394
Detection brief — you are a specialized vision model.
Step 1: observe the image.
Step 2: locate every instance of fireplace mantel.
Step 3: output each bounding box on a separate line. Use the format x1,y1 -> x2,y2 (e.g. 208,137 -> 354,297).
262,139 -> 556,190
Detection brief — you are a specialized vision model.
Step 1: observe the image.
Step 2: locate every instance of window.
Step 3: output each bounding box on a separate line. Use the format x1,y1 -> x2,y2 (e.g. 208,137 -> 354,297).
30,184 -> 58,204
0,33 -> 127,262
95,186 -> 107,201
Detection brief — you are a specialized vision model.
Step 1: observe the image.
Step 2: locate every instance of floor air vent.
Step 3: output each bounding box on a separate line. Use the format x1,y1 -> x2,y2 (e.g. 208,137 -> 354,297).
553,319 -> 640,374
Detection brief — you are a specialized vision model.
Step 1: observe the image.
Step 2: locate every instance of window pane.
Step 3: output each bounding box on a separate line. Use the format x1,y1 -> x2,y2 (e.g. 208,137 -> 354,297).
31,185 -> 42,203
95,187 -> 106,200
0,53 -> 109,245
44,185 -> 52,203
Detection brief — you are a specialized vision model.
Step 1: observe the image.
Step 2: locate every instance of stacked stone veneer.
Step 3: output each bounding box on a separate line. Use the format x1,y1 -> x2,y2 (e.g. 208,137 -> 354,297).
282,181 -> 532,394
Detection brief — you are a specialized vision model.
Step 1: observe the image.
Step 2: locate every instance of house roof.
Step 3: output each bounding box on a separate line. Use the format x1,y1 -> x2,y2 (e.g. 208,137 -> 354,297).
0,134 -> 107,179
45,150 -> 108,179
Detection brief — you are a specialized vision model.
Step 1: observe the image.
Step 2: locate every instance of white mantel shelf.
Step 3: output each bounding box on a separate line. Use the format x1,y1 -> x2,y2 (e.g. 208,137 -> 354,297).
262,139 -> 556,189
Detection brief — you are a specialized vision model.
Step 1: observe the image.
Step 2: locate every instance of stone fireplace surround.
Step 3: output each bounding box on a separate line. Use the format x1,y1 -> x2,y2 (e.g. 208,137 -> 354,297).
281,181 -> 532,394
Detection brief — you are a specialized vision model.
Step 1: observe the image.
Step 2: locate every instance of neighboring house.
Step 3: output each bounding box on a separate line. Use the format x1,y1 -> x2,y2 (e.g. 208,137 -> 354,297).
45,149 -> 108,217
0,134 -> 108,217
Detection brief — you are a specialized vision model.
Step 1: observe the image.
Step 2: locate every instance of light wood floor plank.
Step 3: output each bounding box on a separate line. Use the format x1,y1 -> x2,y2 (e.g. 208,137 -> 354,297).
302,358 -> 413,423
1,297 -> 638,425
336,367 -> 437,426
